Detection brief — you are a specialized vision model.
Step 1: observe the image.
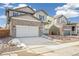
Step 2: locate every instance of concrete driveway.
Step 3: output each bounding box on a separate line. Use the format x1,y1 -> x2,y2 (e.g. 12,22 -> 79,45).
17,37 -> 55,48
1,37 -> 79,56
16,37 -> 79,54
18,37 -> 53,45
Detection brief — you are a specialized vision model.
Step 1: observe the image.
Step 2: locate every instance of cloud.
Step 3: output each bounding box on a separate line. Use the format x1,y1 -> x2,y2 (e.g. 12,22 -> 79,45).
0,7 -> 4,9
55,3 -> 79,18
0,3 -> 14,9
14,4 -> 28,9
3,3 -> 13,7
33,8 -> 36,11
0,15 -> 7,27
13,3 -> 37,11
0,3 -> 37,11
0,15 -> 6,19
17,4 -> 27,7
0,24 -> 6,27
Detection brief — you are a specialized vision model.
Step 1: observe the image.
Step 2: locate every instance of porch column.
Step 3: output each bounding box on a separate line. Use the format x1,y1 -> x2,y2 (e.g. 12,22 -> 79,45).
60,26 -> 64,36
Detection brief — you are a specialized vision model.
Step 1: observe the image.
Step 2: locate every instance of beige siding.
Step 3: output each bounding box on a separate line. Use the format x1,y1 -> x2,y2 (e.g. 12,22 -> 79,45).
63,26 -> 72,30
12,14 -> 40,22
12,19 -> 41,26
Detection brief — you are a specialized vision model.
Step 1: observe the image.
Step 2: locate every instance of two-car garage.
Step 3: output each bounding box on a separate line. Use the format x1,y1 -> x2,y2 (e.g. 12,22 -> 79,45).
16,25 -> 39,37
10,14 -> 41,37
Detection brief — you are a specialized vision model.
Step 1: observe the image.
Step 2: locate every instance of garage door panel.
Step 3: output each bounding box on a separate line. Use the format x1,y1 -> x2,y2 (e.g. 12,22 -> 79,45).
16,25 -> 39,37
16,27 -> 28,37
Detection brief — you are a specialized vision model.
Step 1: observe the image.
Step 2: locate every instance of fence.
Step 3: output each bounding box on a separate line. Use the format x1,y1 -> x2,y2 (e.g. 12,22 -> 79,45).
0,29 -> 10,38
49,35 -> 79,40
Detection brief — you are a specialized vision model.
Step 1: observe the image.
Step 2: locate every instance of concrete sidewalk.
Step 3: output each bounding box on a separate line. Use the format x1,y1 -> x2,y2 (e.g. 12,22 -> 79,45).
26,41 -> 79,54
42,45 -> 79,56
45,41 -> 79,50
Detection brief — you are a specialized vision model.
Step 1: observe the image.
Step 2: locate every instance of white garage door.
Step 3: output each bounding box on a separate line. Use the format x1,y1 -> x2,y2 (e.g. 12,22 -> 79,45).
16,25 -> 39,37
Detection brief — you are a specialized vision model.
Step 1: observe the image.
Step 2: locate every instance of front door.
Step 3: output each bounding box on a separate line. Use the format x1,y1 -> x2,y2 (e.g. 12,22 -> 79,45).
71,26 -> 76,35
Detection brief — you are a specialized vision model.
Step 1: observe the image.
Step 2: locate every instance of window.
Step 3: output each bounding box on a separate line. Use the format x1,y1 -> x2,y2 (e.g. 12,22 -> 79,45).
77,30 -> 79,34
13,12 -> 19,16
64,30 -> 70,35
39,15 -> 44,21
13,12 -> 26,17
57,19 -> 60,24
61,17 -> 67,24
72,26 -> 75,31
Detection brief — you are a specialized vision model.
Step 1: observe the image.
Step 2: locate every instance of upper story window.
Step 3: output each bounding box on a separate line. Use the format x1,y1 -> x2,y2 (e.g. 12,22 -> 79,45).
13,12 -> 19,16
39,15 -> 44,21
61,17 -> 66,23
13,11 -> 26,17
57,18 -> 61,24
57,17 -> 67,24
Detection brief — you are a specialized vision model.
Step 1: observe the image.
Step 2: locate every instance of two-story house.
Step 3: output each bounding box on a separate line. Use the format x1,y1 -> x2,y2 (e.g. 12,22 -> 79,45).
44,15 -> 68,35
47,15 -> 79,36
6,6 -> 43,37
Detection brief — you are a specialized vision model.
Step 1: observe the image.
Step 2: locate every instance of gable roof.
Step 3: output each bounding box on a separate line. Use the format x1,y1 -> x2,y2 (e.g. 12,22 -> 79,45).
54,15 -> 68,22
7,8 -> 34,15
54,15 -> 67,19
35,10 -> 48,15
14,6 -> 35,14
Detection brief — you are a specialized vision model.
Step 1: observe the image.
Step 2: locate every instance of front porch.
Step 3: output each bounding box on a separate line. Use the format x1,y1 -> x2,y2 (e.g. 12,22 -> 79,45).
62,24 -> 79,36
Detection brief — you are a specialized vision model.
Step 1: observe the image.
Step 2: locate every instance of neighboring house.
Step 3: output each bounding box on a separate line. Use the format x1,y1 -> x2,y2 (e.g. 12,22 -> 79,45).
6,6 -> 43,37
48,15 -> 79,36
53,15 -> 68,35
62,23 -> 79,36
44,15 -> 68,35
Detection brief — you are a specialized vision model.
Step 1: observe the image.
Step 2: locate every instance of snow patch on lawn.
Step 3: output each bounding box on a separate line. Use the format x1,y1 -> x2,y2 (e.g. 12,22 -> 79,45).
8,38 -> 26,49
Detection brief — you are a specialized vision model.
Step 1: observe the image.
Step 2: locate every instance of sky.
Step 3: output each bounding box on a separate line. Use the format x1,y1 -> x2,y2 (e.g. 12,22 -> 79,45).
0,3 -> 79,27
